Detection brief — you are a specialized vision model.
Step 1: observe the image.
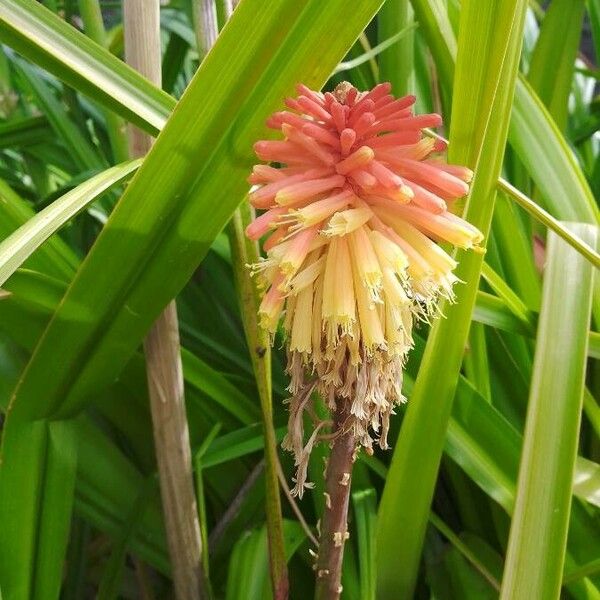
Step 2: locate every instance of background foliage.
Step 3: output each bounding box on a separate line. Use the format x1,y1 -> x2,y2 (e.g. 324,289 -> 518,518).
0,0 -> 598,598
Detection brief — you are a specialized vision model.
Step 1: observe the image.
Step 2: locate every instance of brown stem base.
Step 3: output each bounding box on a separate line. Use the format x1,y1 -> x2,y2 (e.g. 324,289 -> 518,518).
145,303 -> 205,599
314,403 -> 357,600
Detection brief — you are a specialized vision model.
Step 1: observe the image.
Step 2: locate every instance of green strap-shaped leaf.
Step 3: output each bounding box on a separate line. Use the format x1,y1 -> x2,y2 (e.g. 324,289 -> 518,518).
0,3 -> 384,599
12,56 -> 104,171
500,223 -> 597,599
510,77 -> 599,224
0,0 -> 175,134
5,0 -> 384,423
352,489 -> 378,600
73,416 -> 169,573
225,521 -> 306,600
376,0 -> 414,96
410,0 -> 599,228
527,0 -> 585,131
0,419 -> 77,600
0,115 -> 53,149
376,2 -> 528,598
0,179 -> 78,280
0,160 -> 140,287
372,349 -> 600,594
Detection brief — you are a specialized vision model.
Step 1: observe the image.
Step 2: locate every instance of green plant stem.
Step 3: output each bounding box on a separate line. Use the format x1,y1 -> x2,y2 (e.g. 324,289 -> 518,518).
497,177 -> 600,268
314,402 -> 357,600
123,1 -> 205,598
196,0 -> 289,595
228,205 -> 289,600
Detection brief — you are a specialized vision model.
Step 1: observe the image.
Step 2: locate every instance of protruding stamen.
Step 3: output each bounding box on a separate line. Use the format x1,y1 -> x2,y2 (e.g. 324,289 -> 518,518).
280,227 -> 318,280
323,207 -> 372,237
284,189 -> 353,230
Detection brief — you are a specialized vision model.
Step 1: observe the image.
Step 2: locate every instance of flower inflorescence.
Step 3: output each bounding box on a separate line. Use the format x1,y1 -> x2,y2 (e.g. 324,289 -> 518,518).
246,82 -> 483,495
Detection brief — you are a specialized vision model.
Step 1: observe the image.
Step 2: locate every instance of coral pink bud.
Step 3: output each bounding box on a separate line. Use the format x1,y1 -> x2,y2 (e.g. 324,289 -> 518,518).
352,112 -> 377,137
361,82 -> 392,103
245,207 -> 287,240
330,101 -> 347,131
275,174 -> 345,206
340,128 -> 357,155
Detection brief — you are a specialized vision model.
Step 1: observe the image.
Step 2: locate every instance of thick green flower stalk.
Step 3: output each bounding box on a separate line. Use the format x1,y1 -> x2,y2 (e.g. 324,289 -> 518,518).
246,81 -> 482,598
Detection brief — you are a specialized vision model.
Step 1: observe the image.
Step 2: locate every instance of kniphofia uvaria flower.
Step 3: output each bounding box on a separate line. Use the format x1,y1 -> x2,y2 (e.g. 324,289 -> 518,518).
246,82 -> 483,496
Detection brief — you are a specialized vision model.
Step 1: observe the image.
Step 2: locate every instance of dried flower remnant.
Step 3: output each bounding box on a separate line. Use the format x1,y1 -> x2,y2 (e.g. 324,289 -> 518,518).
246,82 -> 483,496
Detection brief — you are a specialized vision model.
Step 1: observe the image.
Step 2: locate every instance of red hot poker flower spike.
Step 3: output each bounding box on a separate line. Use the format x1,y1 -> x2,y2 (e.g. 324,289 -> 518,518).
246,82 -> 483,496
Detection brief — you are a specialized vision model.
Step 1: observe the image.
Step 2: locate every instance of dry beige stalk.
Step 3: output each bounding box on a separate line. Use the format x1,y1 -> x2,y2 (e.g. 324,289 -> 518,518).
123,1 -> 205,597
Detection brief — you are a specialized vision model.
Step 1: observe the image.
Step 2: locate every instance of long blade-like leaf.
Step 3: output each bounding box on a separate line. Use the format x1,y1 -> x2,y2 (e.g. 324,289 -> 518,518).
527,0 -> 585,131
376,2 -> 527,597
0,0 -> 175,133
12,56 -> 103,171
410,0 -> 599,227
0,178 -> 78,280
7,0 -> 384,422
0,160 -> 139,287
510,78 -> 599,224
0,419 -> 77,600
500,223 -> 597,599
0,4 -> 385,598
